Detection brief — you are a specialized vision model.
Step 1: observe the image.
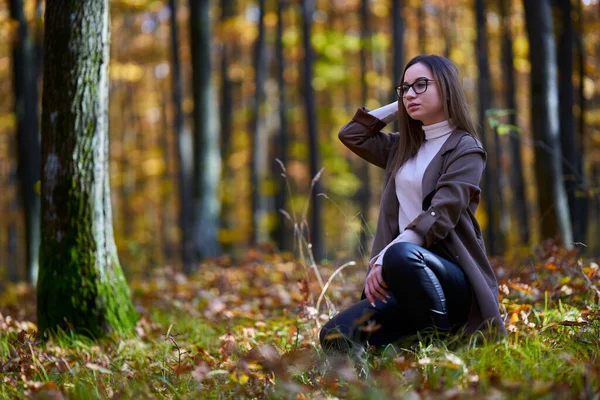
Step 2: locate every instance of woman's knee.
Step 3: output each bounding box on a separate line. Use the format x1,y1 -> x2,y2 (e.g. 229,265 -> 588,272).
382,242 -> 425,284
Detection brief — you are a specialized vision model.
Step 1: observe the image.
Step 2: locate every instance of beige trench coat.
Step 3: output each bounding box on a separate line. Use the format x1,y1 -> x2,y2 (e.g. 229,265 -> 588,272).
339,107 -> 507,336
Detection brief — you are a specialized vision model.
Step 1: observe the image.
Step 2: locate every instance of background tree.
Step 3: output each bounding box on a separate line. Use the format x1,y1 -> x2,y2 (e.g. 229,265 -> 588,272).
523,0 -> 573,247
219,0 -> 237,253
356,0 -> 371,257
301,0 -> 324,262
250,0 -> 267,246
391,0 -> 404,130
272,0 -> 290,252
475,0 -> 503,255
169,0 -> 194,272
37,0 -> 137,337
189,0 -> 222,263
499,0 -> 529,245
555,0 -> 581,242
9,0 -> 41,284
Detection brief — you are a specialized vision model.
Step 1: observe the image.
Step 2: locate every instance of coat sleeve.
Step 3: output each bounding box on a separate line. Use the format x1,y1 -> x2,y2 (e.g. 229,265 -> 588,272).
338,107 -> 399,169
405,145 -> 487,249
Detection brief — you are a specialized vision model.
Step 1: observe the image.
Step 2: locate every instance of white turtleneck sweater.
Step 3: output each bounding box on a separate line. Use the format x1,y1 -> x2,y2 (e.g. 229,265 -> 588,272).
367,102 -> 455,267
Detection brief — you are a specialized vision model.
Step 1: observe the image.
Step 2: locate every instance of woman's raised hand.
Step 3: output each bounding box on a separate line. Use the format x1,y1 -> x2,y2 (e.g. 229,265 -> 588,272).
365,261 -> 391,306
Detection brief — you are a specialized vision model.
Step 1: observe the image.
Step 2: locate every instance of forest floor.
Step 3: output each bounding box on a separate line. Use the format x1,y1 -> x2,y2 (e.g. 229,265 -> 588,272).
1,241 -> 600,399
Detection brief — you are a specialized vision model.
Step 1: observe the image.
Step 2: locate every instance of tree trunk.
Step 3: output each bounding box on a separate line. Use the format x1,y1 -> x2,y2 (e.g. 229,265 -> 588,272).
220,0 -> 236,159
250,0 -> 267,246
189,0 -> 221,263
10,0 -> 41,285
417,3 -> 426,54
391,0 -> 404,132
523,0 -> 573,247
301,0 -> 324,262
169,0 -> 194,272
38,0 -> 138,337
475,0 -> 503,255
500,0 -> 529,245
555,0 -> 582,242
357,0 -> 371,257
273,0 -> 290,252
218,0 -> 237,254
574,0 -> 590,250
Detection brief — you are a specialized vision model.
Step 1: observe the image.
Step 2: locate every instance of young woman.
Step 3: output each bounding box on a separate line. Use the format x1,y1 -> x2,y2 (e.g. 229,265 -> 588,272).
320,55 -> 507,354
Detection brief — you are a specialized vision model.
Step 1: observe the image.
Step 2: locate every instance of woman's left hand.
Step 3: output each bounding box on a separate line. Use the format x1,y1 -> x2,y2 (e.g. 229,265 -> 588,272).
365,263 -> 390,306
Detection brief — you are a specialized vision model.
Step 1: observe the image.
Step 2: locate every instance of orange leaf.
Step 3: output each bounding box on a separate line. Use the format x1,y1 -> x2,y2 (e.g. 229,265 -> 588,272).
544,263 -> 558,271
510,313 -> 519,324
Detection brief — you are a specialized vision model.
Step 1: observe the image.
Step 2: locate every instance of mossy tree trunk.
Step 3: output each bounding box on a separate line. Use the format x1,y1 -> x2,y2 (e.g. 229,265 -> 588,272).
37,0 -> 138,338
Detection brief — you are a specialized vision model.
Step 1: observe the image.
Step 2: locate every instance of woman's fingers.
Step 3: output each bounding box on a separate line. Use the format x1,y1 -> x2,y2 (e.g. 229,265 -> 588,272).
374,267 -> 389,290
368,273 -> 388,303
372,283 -> 389,302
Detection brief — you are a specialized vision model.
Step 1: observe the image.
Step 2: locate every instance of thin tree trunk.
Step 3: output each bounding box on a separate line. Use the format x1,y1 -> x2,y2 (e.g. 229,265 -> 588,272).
169,0 -> 194,272
357,0 -> 371,257
523,0 -> 573,247
189,0 -> 221,263
10,0 -> 41,285
220,0 -> 235,159
417,3 -> 427,54
218,0 -> 237,254
575,0 -> 590,251
556,0 -> 581,242
273,0 -> 290,251
301,0 -> 324,262
391,0 -> 404,131
500,0 -> 529,245
38,0 -> 138,337
250,0 -> 267,246
475,0 -> 503,255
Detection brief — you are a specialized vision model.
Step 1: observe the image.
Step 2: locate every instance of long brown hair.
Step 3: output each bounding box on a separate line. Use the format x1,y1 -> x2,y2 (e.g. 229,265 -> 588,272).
391,55 -> 478,174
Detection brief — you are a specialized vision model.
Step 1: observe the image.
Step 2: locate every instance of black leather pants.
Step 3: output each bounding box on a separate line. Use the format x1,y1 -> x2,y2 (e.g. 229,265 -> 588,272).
319,242 -> 472,354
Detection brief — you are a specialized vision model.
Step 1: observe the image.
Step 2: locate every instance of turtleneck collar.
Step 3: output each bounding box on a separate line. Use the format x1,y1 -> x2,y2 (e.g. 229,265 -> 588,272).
422,120 -> 454,141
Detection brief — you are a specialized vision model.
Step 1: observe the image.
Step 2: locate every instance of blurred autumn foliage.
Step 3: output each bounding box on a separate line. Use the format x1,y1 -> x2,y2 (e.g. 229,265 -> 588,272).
0,0 -> 599,280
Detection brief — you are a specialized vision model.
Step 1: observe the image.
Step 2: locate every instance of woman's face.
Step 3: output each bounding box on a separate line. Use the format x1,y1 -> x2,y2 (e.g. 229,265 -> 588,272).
401,62 -> 446,126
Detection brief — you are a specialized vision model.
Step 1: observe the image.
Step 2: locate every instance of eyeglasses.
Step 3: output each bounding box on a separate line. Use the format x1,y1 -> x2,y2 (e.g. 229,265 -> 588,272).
396,78 -> 436,98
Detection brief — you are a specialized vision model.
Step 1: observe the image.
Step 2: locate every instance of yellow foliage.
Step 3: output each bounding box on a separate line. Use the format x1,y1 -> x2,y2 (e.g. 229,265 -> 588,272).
110,62 -> 144,82
142,157 -> 166,177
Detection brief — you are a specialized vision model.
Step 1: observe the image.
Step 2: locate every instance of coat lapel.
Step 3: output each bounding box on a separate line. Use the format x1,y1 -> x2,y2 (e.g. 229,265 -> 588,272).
380,129 -> 467,239
420,129 -> 468,209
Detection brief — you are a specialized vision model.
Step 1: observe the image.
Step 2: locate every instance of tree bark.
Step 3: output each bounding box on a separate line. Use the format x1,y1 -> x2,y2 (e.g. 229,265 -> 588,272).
500,0 -> 529,245
169,0 -> 194,272
391,0 -> 404,131
250,0 -> 267,246
417,3 -> 427,54
475,0 -> 503,255
38,0 -> 138,337
523,0 -> 573,246
574,0 -> 589,249
301,0 -> 324,262
555,0 -> 582,241
218,0 -> 237,254
357,0 -> 371,257
189,0 -> 222,263
10,0 -> 41,285
273,0 -> 290,251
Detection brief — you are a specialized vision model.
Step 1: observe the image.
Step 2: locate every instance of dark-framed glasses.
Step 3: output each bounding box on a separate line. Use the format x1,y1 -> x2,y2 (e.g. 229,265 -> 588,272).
396,78 -> 435,98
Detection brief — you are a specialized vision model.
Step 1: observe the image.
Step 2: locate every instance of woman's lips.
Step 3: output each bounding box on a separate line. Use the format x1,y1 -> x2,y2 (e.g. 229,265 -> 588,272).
407,104 -> 420,111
